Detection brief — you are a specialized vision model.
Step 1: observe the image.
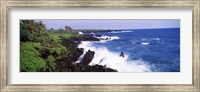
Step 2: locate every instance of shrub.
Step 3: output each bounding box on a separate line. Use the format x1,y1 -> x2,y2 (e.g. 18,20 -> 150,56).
58,46 -> 67,54
20,42 -> 47,72
46,55 -> 56,72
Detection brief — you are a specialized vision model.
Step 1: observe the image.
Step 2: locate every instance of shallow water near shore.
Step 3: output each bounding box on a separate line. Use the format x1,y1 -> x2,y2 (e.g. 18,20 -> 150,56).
78,28 -> 180,72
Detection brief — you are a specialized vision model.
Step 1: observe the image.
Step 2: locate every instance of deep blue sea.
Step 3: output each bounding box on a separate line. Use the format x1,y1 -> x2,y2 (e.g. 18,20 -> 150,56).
79,28 -> 180,72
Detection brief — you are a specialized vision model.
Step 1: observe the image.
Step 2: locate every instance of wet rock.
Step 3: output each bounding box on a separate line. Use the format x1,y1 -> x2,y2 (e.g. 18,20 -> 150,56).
68,48 -> 84,62
56,34 -> 117,72
81,50 -> 95,66
94,34 -> 102,37
83,65 -> 117,72
61,34 -> 99,48
72,34 -> 99,41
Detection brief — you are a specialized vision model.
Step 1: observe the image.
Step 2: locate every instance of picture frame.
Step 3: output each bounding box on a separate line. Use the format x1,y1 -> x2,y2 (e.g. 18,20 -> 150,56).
0,0 -> 199,91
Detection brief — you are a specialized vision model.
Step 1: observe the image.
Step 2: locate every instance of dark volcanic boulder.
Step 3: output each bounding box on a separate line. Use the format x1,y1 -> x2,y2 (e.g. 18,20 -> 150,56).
55,48 -> 84,72
68,48 -> 84,62
94,34 -> 102,37
81,50 -> 95,66
83,65 -> 118,72
66,34 -> 100,41
61,34 -> 99,48
79,34 -> 100,41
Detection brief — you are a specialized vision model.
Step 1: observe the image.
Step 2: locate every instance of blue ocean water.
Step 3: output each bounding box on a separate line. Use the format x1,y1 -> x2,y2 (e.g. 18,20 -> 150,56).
90,28 -> 180,72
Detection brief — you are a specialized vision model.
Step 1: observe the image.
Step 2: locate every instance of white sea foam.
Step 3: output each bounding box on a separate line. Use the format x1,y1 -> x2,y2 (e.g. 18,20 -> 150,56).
141,42 -> 150,45
95,35 -> 120,42
110,31 -> 121,33
153,38 -> 160,40
122,31 -> 132,32
79,31 -> 83,34
76,54 -> 84,63
78,41 -> 151,72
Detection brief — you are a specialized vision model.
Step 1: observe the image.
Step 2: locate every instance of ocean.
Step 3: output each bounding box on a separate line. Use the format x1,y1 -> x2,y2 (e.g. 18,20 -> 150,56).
78,28 -> 180,72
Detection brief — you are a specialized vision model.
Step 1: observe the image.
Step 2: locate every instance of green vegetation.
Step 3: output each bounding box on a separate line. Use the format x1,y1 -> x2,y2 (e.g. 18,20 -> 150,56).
20,42 -> 47,72
46,55 -> 56,72
20,20 -> 79,72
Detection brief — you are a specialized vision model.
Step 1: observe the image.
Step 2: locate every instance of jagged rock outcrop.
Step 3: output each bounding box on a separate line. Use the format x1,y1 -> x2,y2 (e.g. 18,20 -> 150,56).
94,34 -> 102,37
81,50 -> 95,66
83,65 -> 117,72
56,35 -> 118,72
78,34 -> 100,41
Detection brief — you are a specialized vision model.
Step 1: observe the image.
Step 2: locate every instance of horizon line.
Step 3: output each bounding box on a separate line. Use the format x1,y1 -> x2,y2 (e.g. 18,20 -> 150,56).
72,27 -> 180,30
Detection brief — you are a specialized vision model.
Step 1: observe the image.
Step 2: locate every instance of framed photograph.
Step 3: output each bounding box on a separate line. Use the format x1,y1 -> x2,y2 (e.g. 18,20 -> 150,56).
1,0 -> 200,92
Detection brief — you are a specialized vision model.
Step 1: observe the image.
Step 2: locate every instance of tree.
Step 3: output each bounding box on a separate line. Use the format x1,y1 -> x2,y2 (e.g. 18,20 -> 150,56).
37,21 -> 46,33
20,20 -> 46,34
64,26 -> 72,32
20,20 -> 47,42
20,20 -> 33,42
57,28 -> 65,33
48,28 -> 55,32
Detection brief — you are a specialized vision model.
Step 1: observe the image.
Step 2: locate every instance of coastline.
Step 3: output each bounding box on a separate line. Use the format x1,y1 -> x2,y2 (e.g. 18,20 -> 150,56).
20,20 -> 180,72
56,34 -> 118,72
20,20 -> 118,72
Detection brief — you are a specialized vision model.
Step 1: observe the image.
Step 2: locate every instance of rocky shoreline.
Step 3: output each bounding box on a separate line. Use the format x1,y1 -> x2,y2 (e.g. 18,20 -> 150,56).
56,34 -> 118,72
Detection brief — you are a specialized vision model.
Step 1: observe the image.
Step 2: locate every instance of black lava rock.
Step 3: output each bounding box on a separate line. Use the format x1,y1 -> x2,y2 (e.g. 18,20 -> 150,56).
83,65 -> 117,72
81,50 -> 95,66
94,34 -> 102,37
55,34 -> 117,72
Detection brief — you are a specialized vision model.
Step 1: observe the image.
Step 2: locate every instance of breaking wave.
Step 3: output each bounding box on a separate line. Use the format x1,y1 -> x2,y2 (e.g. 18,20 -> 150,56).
94,35 -> 120,43
77,41 -> 151,72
